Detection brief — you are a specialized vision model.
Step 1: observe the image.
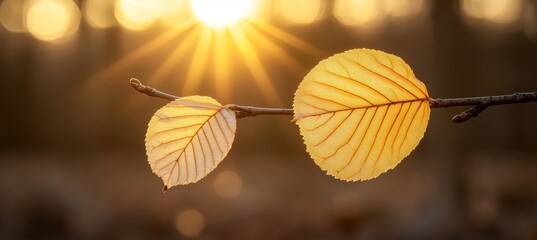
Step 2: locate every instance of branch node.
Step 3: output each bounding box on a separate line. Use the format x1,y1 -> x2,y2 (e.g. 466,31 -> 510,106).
226,104 -> 251,119
452,104 -> 488,123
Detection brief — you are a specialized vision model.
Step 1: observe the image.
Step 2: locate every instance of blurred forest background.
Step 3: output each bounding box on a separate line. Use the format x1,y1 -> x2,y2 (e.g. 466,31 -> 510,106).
1,0 -> 537,239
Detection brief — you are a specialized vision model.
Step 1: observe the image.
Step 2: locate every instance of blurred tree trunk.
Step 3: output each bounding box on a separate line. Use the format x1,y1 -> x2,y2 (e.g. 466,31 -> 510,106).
0,34 -> 40,151
422,0 -> 479,237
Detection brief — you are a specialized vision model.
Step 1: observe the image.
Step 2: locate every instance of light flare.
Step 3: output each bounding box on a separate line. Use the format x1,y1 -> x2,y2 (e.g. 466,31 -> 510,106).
83,0 -> 115,28
82,21 -> 196,90
229,25 -> 282,106
214,29 -> 231,100
181,27 -> 214,95
83,4 -> 329,108
214,170 -> 243,199
24,0 -> 80,41
276,0 -> 326,25
148,25 -> 202,86
115,0 -> 163,31
192,0 -> 255,28
175,209 -> 205,237
248,18 -> 325,58
241,21 -> 304,74
333,0 -> 384,27
159,0 -> 194,26
0,0 -> 26,33
462,0 -> 522,25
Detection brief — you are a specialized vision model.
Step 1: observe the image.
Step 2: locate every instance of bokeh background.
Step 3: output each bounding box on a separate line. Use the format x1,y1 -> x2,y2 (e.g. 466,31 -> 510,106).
1,0 -> 537,239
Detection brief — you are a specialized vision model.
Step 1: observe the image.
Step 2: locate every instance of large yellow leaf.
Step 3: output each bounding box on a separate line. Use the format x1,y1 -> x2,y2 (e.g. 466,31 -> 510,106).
293,49 -> 430,181
145,96 -> 237,190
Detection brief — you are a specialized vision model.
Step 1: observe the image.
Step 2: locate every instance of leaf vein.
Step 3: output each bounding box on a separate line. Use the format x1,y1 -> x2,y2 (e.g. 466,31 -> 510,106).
354,105 -> 390,177
312,111 -> 354,147
163,109 -> 222,187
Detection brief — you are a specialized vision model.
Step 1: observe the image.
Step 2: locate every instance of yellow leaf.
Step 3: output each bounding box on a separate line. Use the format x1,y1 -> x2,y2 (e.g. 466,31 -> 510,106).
293,49 -> 430,181
145,96 -> 237,190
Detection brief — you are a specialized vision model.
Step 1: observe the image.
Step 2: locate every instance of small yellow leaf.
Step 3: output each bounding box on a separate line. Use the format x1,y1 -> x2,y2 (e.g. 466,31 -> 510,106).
293,49 -> 430,181
145,96 -> 237,190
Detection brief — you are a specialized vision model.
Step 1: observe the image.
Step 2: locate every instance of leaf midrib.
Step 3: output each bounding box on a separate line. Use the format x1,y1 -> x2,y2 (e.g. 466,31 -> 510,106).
296,98 -> 429,119
164,108 -> 223,187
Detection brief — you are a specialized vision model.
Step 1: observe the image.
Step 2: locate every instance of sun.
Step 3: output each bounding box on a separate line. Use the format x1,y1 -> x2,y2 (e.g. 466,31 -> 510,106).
88,1 -> 325,108
192,0 -> 254,28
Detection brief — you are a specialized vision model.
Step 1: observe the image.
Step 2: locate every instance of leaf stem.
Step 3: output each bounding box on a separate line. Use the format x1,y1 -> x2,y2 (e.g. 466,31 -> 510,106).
130,79 -> 537,123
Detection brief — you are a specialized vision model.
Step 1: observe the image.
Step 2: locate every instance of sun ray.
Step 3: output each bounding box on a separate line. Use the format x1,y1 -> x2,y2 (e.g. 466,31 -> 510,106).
229,25 -> 282,106
148,25 -> 203,87
240,21 -> 304,74
120,26 -> 205,117
83,20 -> 197,88
214,29 -> 231,101
181,27 -> 214,95
247,18 -> 325,58
81,3 -> 328,116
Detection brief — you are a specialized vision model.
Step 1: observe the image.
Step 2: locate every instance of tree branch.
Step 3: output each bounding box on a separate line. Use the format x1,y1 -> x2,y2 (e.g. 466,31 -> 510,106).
130,78 -> 178,101
130,78 -> 537,123
430,93 -> 537,122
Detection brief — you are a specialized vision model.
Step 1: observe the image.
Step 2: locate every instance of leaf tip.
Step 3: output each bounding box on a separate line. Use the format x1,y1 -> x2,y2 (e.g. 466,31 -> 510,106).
162,185 -> 169,193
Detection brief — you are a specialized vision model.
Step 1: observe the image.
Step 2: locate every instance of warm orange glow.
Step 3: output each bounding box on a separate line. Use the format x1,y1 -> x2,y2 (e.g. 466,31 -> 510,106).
83,22 -> 196,92
159,0 -> 194,26
181,27 -> 214,95
241,22 -> 304,73
192,0 -> 255,28
149,26 -> 202,86
0,0 -> 26,32
462,0 -> 522,24
333,0 -> 384,27
214,170 -> 243,199
88,2 -> 331,109
248,18 -> 325,58
83,0 -> 115,28
276,0 -> 326,25
175,209 -> 205,237
214,29 -> 231,100
25,0 -> 80,41
115,0 -> 162,31
229,25 -> 282,105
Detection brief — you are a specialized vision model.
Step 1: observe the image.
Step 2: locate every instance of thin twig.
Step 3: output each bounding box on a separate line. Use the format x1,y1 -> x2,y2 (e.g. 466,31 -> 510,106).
130,78 -> 537,123
430,93 -> 537,122
226,104 -> 294,119
130,78 -> 178,101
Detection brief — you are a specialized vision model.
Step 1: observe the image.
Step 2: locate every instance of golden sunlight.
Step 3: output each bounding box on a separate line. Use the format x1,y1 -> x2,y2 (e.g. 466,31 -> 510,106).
25,0 -> 80,41
0,0 -> 26,33
276,0 -> 326,25
83,0 -> 115,28
115,0 -> 162,31
462,0 -> 522,25
192,0 -> 255,28
333,0 -> 384,27
159,0 -> 194,26
87,2 -> 325,108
